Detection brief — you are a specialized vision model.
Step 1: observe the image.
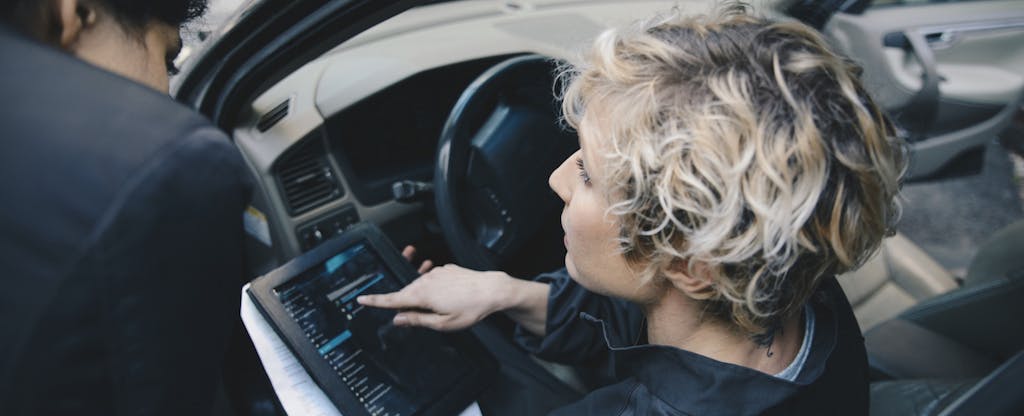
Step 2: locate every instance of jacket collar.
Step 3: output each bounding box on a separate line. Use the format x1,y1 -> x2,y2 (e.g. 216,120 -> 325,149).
579,295 -> 838,415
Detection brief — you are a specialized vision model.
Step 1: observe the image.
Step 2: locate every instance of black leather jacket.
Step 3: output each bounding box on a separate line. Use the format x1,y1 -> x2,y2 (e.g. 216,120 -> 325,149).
0,25 -> 253,415
515,270 -> 869,415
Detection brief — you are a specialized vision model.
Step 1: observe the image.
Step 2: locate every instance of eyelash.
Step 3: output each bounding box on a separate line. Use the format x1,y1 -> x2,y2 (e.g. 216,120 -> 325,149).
165,57 -> 180,77
576,157 -> 591,185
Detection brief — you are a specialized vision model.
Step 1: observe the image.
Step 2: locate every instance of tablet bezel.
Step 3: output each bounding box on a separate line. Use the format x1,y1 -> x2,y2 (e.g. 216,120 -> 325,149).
247,223 -> 496,416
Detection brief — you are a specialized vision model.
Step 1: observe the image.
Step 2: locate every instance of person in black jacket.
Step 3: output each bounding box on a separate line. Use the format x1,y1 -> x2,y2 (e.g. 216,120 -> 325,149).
360,3 -> 905,415
0,1 -> 252,414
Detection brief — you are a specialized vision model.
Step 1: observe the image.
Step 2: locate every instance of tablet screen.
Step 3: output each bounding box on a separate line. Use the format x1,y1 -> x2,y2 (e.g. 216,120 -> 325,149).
274,242 -> 474,416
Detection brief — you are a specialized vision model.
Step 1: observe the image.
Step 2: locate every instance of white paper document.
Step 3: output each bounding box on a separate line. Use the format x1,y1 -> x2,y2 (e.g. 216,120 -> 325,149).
239,285 -> 483,416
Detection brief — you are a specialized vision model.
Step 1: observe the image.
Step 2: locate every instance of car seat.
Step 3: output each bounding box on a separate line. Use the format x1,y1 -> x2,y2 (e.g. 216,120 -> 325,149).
869,350 -> 1024,416
839,220 -> 1024,380
837,233 -> 960,332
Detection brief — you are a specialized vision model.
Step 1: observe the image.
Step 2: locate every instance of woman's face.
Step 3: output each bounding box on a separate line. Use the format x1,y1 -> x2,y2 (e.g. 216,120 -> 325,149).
548,111 -> 660,303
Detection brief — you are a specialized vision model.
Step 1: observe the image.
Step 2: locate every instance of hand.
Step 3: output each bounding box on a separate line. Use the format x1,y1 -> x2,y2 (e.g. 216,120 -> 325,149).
401,245 -> 434,274
357,264 -> 513,331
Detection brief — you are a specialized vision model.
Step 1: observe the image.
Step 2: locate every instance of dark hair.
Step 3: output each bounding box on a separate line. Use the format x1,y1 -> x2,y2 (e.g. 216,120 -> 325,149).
2,0 -> 208,33
94,0 -> 208,29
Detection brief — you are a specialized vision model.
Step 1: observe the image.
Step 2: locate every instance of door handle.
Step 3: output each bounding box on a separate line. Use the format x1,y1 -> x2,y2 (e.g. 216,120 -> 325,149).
923,30 -> 959,50
883,29 -> 941,141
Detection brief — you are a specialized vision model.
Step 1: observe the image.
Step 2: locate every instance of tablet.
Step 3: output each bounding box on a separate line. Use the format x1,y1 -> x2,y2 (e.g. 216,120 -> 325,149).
247,223 -> 496,416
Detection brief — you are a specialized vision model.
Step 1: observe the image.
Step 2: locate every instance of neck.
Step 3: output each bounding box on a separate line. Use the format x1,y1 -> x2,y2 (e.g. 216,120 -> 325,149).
643,289 -> 803,376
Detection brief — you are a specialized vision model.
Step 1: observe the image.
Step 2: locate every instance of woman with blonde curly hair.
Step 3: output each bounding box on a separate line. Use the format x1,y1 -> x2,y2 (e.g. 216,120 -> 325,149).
360,2 -> 904,414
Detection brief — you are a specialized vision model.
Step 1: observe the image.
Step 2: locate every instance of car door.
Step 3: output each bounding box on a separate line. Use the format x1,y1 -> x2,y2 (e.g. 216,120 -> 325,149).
818,0 -> 1024,180
174,0 -> 426,128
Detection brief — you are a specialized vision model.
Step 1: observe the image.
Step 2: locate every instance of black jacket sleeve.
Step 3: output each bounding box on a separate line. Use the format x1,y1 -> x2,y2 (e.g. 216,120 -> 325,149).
514,269 -> 645,365
81,127 -> 252,415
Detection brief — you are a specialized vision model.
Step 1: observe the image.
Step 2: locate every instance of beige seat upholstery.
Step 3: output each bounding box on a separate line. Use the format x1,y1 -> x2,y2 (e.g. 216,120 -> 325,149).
837,233 -> 960,331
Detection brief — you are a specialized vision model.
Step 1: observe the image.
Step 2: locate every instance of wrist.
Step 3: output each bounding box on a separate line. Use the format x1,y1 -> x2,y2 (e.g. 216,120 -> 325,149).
490,273 -> 521,313
494,275 -> 550,337
494,275 -> 541,313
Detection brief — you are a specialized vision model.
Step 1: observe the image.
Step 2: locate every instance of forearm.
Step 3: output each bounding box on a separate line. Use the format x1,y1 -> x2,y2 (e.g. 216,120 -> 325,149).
497,277 -> 550,337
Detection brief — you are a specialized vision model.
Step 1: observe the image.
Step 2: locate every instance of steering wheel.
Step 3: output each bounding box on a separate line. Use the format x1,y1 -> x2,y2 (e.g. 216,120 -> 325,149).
434,55 -> 577,272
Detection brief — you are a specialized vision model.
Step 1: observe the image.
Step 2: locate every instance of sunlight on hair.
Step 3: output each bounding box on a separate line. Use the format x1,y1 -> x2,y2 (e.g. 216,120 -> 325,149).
558,2 -> 906,337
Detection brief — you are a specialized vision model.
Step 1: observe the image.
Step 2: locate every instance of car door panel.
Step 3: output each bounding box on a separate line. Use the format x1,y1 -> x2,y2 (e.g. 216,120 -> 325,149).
824,1 -> 1024,180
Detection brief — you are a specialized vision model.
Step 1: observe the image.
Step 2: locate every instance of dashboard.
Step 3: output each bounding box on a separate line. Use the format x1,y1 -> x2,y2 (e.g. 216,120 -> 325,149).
228,0 -> 729,275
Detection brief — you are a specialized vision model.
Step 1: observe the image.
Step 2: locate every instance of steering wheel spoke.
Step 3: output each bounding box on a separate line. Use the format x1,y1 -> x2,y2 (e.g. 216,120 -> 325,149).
434,55 -> 576,272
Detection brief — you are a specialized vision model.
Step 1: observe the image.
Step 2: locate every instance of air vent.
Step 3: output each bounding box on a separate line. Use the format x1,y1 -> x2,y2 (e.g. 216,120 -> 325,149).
275,139 -> 343,216
257,99 -> 290,132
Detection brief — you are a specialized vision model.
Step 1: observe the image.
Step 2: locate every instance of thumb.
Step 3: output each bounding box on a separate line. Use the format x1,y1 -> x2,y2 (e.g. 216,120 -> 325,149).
393,311 -> 452,331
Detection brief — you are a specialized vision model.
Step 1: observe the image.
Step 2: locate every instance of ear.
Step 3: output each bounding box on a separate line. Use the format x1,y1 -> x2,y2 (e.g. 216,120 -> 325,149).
50,0 -> 94,49
663,259 -> 716,300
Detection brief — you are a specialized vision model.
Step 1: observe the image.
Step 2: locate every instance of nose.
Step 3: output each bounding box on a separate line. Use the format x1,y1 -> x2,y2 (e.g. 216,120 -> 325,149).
549,150 -> 578,204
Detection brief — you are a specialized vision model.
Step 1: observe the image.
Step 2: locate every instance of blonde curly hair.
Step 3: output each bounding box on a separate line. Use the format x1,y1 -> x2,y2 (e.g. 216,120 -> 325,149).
559,2 -> 906,339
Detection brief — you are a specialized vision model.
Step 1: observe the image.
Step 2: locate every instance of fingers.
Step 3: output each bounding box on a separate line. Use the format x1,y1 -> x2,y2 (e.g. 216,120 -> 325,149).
357,290 -> 420,310
401,245 -> 416,261
393,311 -> 459,331
402,245 -> 434,274
417,259 -> 434,274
